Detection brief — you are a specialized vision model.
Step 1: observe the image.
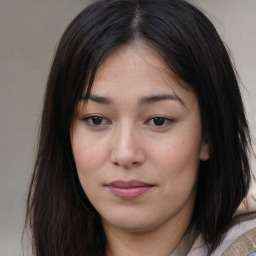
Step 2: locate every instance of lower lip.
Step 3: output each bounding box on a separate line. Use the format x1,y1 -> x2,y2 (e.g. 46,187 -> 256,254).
107,186 -> 152,200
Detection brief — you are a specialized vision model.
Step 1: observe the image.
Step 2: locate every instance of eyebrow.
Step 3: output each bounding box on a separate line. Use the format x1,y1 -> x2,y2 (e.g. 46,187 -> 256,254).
84,93 -> 185,107
138,94 -> 185,107
85,94 -> 113,104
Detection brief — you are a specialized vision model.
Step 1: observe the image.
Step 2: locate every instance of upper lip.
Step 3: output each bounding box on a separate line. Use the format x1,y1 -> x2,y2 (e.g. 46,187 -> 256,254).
106,180 -> 153,188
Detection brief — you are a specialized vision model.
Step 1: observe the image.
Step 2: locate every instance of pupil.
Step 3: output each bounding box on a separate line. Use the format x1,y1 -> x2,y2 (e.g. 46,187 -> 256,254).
154,117 -> 165,126
92,116 -> 103,125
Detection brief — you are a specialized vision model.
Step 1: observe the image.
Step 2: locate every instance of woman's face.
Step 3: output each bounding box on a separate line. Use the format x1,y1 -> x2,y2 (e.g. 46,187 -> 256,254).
71,43 -> 209,234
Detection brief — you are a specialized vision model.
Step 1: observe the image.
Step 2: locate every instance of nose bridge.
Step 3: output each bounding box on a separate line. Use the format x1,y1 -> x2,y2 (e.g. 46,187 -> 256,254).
110,120 -> 145,167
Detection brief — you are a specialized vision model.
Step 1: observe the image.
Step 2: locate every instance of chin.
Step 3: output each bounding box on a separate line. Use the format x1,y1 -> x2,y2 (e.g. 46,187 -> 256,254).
101,208 -> 171,233
108,219 -> 156,233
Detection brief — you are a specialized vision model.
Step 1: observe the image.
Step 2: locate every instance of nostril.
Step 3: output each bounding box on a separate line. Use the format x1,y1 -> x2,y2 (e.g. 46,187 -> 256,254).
110,132 -> 146,168
112,160 -> 138,168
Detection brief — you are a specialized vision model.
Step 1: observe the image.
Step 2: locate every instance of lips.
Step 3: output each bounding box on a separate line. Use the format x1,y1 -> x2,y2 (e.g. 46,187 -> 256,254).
106,180 -> 154,200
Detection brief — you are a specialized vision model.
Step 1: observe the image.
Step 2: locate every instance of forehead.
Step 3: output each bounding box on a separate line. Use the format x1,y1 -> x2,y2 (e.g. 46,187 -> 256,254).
87,42 -> 196,107
97,42 -> 166,71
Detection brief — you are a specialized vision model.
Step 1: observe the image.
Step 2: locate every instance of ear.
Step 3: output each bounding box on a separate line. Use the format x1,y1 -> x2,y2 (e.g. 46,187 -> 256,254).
200,139 -> 210,161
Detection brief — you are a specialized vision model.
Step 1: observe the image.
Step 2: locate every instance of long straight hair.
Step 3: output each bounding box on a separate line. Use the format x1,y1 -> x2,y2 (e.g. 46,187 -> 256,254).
25,0 -> 253,255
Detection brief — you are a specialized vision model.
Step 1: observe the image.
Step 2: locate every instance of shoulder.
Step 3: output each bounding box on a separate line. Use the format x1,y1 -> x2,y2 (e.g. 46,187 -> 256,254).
221,227 -> 256,256
214,217 -> 256,256
187,216 -> 256,256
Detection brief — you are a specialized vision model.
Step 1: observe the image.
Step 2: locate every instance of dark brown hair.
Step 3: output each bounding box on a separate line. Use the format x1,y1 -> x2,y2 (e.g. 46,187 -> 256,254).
25,0 -> 253,255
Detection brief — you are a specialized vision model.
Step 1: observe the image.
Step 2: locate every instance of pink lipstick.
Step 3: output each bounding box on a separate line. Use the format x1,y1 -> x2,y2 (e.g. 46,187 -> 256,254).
106,180 -> 153,200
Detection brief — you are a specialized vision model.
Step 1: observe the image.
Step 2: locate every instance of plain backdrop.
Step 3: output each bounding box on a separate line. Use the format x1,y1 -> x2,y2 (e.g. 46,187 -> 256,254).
0,0 -> 255,255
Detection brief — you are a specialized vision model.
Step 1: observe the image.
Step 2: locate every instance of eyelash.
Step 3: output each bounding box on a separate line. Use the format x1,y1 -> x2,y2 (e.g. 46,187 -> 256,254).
82,115 -> 173,128
82,115 -> 111,126
145,116 -> 173,127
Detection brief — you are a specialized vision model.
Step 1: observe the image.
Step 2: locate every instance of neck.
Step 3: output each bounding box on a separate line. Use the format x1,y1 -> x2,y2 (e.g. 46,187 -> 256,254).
104,217 -> 192,256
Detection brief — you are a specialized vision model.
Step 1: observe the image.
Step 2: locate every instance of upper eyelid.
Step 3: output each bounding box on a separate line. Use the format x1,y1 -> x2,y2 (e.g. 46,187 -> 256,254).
81,113 -> 173,118
82,114 -> 100,118
81,114 -> 174,120
80,113 -> 175,125
81,114 -> 106,120
81,114 -> 111,126
147,116 -> 173,122
146,115 -> 174,121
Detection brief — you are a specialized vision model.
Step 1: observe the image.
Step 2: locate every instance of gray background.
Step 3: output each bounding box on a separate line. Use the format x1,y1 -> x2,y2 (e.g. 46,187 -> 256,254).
0,0 -> 255,255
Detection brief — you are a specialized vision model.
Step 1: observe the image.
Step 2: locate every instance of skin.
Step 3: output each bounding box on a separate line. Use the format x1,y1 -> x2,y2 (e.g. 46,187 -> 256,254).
71,42 -> 209,256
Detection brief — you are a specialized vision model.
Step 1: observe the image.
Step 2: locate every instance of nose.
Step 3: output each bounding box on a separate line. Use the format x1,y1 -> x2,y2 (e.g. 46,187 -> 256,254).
110,124 -> 146,168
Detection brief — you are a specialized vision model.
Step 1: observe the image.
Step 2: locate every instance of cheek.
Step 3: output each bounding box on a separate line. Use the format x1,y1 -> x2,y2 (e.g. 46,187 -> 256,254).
72,141 -> 105,202
152,137 -> 200,166
149,130 -> 201,187
156,140 -> 199,206
72,140 -> 91,171
72,123 -> 105,167
73,143 -> 103,178
71,126 -> 103,186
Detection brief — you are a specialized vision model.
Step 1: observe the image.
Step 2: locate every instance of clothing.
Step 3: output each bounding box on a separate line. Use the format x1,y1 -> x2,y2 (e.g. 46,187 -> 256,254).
171,192 -> 256,256
187,217 -> 256,256
222,226 -> 256,256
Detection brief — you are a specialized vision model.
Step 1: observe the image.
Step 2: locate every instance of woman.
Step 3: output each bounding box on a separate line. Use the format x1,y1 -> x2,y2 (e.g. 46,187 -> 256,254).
25,0 -> 256,255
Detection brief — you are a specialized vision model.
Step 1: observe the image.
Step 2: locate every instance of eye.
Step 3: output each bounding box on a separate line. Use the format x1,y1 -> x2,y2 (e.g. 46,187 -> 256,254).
82,115 -> 110,126
146,116 -> 173,127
